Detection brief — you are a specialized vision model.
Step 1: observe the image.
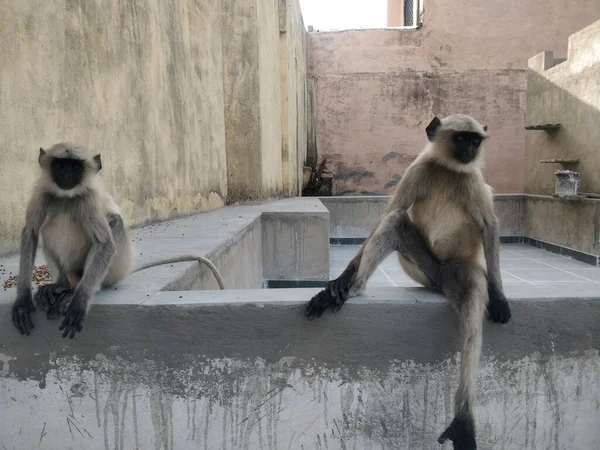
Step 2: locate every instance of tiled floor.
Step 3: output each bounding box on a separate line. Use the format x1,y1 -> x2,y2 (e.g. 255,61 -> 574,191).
330,243 -> 600,293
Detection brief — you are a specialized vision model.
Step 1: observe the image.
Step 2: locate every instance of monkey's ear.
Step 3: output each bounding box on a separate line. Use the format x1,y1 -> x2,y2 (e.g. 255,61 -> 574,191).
38,148 -> 46,166
93,154 -> 102,172
483,125 -> 488,132
426,117 -> 441,142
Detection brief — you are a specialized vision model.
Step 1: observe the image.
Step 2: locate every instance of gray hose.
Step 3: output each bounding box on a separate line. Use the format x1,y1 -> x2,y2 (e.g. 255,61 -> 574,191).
132,255 -> 225,290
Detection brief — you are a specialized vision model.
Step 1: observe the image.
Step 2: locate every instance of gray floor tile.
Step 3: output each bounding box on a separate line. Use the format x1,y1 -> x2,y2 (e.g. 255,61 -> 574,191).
505,268 -> 585,283
329,243 -> 600,295
504,282 -> 600,299
500,271 -> 530,283
541,258 -> 599,270
500,259 -> 551,270
505,248 -> 562,259
365,280 -> 397,288
558,269 -> 600,283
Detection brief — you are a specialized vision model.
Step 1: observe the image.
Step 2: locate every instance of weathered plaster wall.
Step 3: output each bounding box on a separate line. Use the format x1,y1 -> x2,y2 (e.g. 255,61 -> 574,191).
313,69 -> 526,195
280,0 -> 309,196
222,0 -> 263,202
309,0 -> 600,195
0,0 -> 312,254
0,0 -> 228,253
259,0 -> 284,197
525,19 -> 600,195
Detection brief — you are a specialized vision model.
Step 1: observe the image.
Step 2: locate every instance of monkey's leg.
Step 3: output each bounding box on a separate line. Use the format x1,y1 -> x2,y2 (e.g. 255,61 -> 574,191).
34,248 -> 73,320
350,209 -> 442,296
305,209 -> 441,319
437,261 -> 486,450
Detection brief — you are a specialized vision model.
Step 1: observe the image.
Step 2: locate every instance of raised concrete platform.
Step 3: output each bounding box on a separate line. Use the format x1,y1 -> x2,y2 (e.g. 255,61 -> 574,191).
2,197 -> 600,449
0,197 -> 330,305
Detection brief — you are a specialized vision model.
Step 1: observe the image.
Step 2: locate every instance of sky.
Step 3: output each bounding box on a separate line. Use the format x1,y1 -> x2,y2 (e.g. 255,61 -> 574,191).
299,0 -> 387,31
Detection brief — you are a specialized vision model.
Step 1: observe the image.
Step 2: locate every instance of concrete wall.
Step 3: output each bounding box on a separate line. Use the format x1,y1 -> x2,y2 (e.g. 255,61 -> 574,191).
0,0 -> 228,253
309,0 -> 600,195
523,196 -> 600,257
2,297 -> 600,449
0,0 -> 311,254
279,0 -> 310,196
321,195 -> 525,239
322,194 -> 600,259
191,218 -> 264,290
525,19 -> 600,195
259,0 -> 285,197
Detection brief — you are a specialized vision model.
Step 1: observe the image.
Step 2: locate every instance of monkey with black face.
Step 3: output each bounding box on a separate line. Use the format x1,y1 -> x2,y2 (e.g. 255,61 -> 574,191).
11,143 -> 134,339
305,114 -> 511,449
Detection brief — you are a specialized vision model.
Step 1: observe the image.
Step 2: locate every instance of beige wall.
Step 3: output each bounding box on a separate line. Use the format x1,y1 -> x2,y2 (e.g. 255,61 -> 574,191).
0,0 -> 310,254
259,0 -> 284,197
279,0 -> 309,196
525,19 -> 600,195
310,0 -> 600,195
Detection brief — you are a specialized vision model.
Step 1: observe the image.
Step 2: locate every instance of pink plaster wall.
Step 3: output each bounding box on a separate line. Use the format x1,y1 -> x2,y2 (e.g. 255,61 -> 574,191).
310,0 -> 600,194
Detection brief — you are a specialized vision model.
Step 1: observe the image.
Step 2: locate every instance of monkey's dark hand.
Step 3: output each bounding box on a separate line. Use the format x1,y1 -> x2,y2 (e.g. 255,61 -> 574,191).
438,415 -> 477,450
487,284 -> 511,324
34,284 -> 73,320
58,295 -> 87,339
12,291 -> 36,336
305,289 -> 337,320
305,267 -> 355,320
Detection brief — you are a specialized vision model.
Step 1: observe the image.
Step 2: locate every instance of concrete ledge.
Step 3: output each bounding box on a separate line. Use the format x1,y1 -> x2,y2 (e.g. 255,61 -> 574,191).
1,292 -> 600,449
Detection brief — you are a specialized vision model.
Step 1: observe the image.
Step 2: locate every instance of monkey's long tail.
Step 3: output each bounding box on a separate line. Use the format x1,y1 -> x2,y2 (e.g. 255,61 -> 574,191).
132,255 -> 225,290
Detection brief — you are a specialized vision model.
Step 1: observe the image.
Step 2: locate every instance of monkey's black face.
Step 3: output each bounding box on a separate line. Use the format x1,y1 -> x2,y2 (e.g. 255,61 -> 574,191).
450,132 -> 483,164
51,158 -> 85,190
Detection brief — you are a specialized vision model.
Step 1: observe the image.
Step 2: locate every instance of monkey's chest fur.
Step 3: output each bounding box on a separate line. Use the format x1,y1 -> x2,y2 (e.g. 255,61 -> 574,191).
41,212 -> 92,277
406,163 -> 489,266
409,197 -> 482,262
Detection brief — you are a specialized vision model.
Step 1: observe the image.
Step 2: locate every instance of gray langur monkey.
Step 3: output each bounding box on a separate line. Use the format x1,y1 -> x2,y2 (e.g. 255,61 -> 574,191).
11,143 -> 225,340
305,114 -> 512,450
11,143 -> 134,339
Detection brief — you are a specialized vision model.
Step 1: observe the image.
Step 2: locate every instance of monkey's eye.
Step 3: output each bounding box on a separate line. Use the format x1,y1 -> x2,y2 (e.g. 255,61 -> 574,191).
456,135 -> 464,142
473,139 -> 481,146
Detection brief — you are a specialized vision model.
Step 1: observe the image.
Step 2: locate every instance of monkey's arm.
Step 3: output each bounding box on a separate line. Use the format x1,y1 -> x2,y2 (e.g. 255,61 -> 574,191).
12,195 -> 48,335
482,215 -> 512,324
59,208 -> 116,338
34,247 -> 73,320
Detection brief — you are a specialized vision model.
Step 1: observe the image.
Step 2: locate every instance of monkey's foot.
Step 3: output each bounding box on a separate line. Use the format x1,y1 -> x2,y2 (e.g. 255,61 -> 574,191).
33,284 -> 73,320
487,289 -> 512,324
438,415 -> 477,450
